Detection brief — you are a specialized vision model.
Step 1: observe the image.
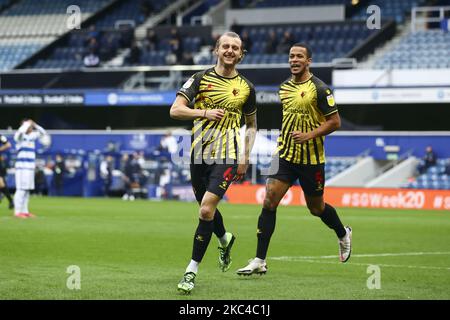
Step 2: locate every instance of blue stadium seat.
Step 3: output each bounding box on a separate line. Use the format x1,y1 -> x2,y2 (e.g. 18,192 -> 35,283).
375,29 -> 450,69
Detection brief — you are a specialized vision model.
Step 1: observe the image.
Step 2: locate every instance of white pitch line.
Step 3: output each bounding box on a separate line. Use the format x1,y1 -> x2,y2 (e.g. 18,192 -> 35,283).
274,259 -> 450,271
270,252 -> 450,271
272,251 -> 450,260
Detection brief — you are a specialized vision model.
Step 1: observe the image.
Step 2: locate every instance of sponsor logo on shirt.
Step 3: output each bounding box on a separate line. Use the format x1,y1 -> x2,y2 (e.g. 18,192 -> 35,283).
182,77 -> 195,89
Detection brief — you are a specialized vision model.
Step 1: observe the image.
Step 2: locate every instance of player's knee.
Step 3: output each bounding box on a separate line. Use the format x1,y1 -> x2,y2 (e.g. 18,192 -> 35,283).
307,203 -> 324,216
263,197 -> 278,211
199,204 -> 215,220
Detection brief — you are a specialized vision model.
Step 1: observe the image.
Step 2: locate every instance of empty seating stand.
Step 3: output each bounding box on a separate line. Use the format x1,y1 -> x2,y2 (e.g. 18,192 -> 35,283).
374,30 -> 450,69
352,0 -> 426,24
325,157 -> 358,180
0,0 -> 113,71
29,0 -> 172,69
0,0 -> 112,37
0,38 -> 50,71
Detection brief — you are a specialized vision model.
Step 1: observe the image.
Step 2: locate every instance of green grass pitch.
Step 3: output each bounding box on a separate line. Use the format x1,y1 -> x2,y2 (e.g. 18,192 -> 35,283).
0,197 -> 449,300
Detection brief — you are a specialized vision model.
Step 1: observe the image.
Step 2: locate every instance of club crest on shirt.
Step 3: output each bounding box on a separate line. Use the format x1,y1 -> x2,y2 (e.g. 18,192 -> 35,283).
201,96 -> 214,109
232,88 -> 240,96
326,94 -> 335,107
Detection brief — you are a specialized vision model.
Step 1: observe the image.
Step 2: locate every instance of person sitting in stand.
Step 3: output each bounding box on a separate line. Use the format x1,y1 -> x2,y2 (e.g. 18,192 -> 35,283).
418,146 -> 437,174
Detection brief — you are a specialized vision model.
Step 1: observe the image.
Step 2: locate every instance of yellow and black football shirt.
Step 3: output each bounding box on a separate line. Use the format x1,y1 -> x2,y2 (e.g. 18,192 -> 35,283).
177,67 -> 256,161
277,74 -> 337,165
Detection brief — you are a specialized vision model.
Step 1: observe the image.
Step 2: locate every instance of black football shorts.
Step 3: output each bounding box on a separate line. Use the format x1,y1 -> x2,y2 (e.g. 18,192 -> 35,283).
267,156 -> 325,197
190,161 -> 238,201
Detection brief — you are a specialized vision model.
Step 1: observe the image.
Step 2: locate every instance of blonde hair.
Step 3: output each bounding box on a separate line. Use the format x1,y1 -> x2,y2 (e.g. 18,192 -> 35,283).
215,31 -> 246,62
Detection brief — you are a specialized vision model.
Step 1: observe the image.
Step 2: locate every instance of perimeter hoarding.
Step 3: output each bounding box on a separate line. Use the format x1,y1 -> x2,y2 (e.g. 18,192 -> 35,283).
226,185 -> 450,211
